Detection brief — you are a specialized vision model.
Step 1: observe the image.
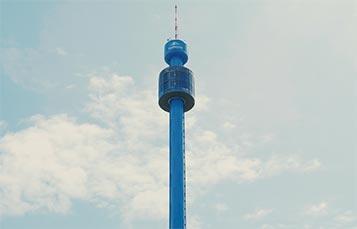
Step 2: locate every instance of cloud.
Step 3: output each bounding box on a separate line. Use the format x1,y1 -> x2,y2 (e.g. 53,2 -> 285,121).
0,47 -> 83,90
55,47 -> 67,56
187,129 -> 321,190
1,48 -> 55,88
0,121 -> 7,134
213,202 -> 228,215
260,208 -> 357,228
65,84 -> 75,89
0,115 -> 114,216
222,121 -> 236,130
262,155 -> 321,176
187,215 -> 205,229
0,73 -> 322,224
0,73 -> 169,221
261,224 -> 313,229
243,208 -> 273,220
304,202 -> 328,216
0,113 -> 168,222
334,211 -> 357,223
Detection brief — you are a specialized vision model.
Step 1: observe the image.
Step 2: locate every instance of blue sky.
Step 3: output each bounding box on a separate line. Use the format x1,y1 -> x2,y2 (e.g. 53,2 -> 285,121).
0,0 -> 356,228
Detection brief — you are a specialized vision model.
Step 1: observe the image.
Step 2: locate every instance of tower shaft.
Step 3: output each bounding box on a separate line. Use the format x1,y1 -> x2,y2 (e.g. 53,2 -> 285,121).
158,7 -> 194,229
169,98 -> 186,228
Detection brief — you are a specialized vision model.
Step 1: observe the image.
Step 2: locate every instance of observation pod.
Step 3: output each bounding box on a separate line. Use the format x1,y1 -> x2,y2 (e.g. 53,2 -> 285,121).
158,66 -> 195,112
158,38 -> 195,229
159,39 -> 195,112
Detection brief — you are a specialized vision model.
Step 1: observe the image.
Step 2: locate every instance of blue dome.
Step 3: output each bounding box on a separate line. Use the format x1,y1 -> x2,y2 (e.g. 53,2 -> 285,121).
164,39 -> 188,66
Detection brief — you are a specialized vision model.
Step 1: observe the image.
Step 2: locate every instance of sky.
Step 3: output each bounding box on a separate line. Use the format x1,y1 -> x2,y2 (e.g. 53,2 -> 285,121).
0,0 -> 356,228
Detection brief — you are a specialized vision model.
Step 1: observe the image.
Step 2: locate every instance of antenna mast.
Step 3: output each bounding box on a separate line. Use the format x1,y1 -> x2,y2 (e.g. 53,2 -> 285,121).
175,5 -> 178,39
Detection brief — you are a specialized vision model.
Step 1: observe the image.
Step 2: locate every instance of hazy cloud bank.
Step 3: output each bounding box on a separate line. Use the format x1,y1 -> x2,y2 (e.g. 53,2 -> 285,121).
0,73 -> 322,225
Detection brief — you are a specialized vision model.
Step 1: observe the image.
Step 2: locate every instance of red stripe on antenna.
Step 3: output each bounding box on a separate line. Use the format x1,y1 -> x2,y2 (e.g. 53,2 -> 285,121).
175,5 -> 178,39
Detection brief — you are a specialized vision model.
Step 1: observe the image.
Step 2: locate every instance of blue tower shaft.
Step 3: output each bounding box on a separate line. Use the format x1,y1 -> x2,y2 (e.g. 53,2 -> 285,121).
159,38 -> 194,229
169,98 -> 186,229
170,56 -> 183,66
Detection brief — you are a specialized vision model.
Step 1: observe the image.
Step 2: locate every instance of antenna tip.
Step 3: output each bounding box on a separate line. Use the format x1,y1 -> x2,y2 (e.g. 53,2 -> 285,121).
174,4 -> 178,39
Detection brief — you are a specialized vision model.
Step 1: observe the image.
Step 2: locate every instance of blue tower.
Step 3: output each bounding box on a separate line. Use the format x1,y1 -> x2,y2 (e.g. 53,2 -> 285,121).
158,5 -> 194,229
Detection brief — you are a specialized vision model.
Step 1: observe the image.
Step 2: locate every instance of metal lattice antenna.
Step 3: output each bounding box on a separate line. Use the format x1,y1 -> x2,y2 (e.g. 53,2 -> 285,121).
175,5 -> 178,39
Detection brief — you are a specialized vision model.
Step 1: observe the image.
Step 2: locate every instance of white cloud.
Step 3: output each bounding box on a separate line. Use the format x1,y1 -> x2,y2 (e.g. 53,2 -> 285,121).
304,202 -> 328,216
334,211 -> 357,223
223,121 -> 236,130
0,74 -> 170,221
261,224 -> 309,229
0,113 -> 169,221
260,133 -> 276,144
213,202 -> 228,215
65,84 -> 75,89
187,130 -> 321,194
0,47 -> 80,90
55,47 -> 67,56
0,73 -> 323,223
243,208 -> 273,220
187,215 -> 205,229
0,121 -> 7,134
1,48 -> 57,89
262,155 -> 321,177
0,115 -> 113,215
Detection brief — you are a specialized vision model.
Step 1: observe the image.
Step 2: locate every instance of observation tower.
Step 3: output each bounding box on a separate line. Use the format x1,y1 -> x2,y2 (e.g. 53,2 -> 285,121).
158,5 -> 195,229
